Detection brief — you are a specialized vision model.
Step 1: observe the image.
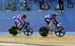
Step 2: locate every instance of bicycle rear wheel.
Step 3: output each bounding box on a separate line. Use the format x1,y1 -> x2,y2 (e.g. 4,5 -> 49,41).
39,26 -> 49,37
9,26 -> 18,36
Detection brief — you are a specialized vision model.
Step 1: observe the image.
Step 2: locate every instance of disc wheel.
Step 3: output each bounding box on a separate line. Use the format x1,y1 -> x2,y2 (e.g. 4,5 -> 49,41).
9,26 -> 18,36
39,26 -> 49,37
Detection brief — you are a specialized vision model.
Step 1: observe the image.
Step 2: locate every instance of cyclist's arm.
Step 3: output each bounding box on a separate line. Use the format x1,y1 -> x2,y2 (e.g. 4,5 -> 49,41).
53,19 -> 59,25
23,19 -> 27,24
23,19 -> 29,25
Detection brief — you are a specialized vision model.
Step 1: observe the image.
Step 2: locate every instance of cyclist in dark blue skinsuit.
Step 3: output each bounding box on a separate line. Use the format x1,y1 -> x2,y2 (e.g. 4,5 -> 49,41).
44,13 -> 59,31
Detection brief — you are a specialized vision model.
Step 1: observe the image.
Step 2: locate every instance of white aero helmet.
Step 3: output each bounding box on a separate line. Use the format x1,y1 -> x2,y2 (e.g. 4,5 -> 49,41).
44,14 -> 50,18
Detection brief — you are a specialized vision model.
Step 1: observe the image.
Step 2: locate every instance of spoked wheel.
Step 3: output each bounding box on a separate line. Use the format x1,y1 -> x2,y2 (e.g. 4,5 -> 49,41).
54,26 -> 66,37
9,26 -> 18,36
23,26 -> 33,36
39,26 -> 49,37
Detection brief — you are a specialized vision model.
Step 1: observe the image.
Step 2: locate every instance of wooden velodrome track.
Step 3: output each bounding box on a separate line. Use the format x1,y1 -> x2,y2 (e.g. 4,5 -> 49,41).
0,34 -> 75,46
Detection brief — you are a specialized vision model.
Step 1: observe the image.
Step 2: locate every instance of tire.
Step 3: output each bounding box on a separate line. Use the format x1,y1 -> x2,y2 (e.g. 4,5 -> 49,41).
23,26 -> 33,36
39,26 -> 49,37
54,26 -> 66,37
9,26 -> 18,36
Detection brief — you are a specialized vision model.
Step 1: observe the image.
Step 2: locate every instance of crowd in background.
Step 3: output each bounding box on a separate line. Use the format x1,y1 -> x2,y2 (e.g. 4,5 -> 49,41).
0,0 -> 75,11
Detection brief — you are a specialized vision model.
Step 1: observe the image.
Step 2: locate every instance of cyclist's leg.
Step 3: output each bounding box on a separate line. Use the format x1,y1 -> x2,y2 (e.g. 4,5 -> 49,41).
14,21 -> 21,32
45,19 -> 53,33
48,21 -> 55,35
15,21 -> 21,29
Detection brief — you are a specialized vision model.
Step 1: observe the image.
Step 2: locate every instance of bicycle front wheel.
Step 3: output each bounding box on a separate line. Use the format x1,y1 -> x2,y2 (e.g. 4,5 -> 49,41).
23,26 -> 33,36
54,26 -> 66,37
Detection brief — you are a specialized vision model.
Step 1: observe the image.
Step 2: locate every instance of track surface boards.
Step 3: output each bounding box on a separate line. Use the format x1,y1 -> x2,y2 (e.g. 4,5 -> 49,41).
0,35 -> 75,45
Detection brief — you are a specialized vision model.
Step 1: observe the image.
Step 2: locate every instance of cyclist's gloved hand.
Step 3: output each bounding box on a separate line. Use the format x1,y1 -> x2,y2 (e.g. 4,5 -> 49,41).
26,22 -> 30,25
57,23 -> 60,27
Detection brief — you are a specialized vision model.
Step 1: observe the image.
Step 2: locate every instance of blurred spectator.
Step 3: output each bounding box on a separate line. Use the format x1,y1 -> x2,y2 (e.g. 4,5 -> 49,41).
44,3 -> 50,10
6,3 -> 16,11
67,0 -> 75,8
39,0 -> 50,10
22,0 -> 30,11
56,0 -> 64,12
39,0 -> 44,10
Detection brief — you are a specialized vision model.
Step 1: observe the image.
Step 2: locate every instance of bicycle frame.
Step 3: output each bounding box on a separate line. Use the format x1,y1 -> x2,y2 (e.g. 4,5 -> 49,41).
19,24 -> 28,31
